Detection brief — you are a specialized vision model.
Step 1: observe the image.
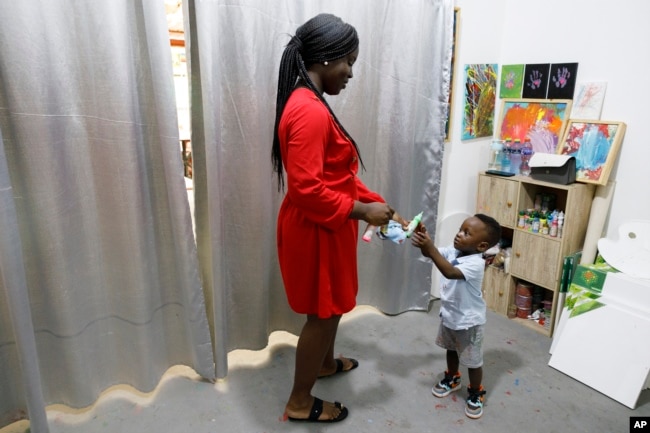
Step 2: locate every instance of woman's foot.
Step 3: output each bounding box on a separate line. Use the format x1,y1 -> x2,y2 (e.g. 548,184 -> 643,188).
318,357 -> 359,378
286,397 -> 348,422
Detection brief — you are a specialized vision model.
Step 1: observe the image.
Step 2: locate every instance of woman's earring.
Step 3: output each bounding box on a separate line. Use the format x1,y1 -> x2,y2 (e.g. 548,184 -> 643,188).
323,61 -> 328,66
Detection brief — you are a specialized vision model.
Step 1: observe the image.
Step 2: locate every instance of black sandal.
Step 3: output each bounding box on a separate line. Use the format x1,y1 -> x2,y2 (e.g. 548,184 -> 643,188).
287,397 -> 348,423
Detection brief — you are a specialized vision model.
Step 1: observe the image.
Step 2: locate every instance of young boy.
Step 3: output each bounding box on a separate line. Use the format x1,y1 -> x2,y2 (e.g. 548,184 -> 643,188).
411,213 -> 501,419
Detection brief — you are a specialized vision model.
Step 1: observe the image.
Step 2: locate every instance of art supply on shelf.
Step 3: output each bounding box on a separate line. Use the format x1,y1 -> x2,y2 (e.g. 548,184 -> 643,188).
520,139 -> 533,176
515,281 -> 534,318
488,140 -> 504,171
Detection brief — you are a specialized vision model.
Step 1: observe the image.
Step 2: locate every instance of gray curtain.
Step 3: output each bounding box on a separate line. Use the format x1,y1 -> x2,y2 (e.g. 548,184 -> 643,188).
187,0 -> 453,378
0,0 -> 452,430
0,1 -> 215,431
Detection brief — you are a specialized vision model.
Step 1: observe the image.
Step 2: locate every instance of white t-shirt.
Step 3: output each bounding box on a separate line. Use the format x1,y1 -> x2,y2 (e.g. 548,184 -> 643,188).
437,246 -> 487,330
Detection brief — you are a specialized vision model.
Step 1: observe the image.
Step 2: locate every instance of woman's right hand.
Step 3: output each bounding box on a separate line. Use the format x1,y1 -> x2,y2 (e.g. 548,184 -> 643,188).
353,202 -> 394,226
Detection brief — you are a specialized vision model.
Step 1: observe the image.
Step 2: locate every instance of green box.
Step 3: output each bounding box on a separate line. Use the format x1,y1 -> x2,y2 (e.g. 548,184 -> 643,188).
571,262 -> 618,294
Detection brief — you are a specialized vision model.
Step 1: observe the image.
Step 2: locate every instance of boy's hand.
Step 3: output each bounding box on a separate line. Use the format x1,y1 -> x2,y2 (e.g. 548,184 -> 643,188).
411,228 -> 433,258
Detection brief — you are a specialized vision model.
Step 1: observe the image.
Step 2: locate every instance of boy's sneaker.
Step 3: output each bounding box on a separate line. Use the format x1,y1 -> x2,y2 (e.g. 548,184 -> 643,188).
431,371 -> 462,397
465,385 -> 486,419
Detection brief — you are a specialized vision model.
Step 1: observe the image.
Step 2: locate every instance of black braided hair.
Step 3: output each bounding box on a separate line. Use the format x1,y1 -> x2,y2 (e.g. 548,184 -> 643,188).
272,13 -> 364,191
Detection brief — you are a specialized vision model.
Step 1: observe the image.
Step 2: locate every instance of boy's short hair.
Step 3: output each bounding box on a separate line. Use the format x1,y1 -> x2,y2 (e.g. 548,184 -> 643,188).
474,213 -> 501,247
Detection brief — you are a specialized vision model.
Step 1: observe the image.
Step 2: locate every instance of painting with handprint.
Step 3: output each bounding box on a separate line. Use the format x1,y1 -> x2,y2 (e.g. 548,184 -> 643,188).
547,63 -> 579,99
499,64 -> 524,98
522,63 -> 550,99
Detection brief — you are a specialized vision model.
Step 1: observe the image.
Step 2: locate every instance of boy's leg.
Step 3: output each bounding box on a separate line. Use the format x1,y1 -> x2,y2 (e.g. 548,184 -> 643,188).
432,325 -> 462,397
446,349 -> 460,375
468,366 -> 482,389
461,325 -> 486,419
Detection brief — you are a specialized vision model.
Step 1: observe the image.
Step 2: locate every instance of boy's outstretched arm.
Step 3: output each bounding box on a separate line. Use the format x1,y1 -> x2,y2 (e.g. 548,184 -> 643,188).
411,230 -> 465,280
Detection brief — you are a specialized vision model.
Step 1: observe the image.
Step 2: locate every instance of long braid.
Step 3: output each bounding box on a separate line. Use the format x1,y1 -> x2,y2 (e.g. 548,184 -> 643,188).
272,13 -> 365,192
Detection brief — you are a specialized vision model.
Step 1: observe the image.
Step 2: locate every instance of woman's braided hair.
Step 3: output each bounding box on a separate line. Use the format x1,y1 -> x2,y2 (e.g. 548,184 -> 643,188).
272,13 -> 364,191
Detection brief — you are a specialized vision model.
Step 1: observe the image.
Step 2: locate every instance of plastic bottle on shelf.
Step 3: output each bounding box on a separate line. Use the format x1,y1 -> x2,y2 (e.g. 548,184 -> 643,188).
501,140 -> 512,173
510,139 -> 522,175
520,140 -> 533,176
550,217 -> 558,237
517,210 -> 525,228
488,140 -> 504,171
531,211 -> 540,233
540,215 -> 549,235
557,211 -> 564,238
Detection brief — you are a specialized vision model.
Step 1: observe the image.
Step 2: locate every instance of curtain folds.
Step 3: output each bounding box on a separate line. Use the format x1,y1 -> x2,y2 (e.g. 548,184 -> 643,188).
187,0 -> 454,378
0,0 -> 452,429
0,1 -> 214,430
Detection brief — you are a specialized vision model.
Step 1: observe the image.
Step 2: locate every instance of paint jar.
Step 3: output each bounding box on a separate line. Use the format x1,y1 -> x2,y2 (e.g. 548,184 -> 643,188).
507,304 -> 517,319
516,281 -> 533,297
515,281 -> 533,318
516,306 -> 531,319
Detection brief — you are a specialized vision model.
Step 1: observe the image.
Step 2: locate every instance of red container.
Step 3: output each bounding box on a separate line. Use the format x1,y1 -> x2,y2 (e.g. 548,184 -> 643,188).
515,294 -> 532,309
516,281 -> 534,297
516,307 -> 531,319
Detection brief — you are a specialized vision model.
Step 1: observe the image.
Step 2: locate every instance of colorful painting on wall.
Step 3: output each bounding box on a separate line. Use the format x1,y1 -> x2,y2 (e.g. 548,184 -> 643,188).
571,82 -> 607,120
461,63 -> 498,140
547,62 -> 579,99
521,63 -> 550,99
497,98 -> 572,153
557,120 -> 626,185
499,64 -> 524,98
444,7 -> 461,142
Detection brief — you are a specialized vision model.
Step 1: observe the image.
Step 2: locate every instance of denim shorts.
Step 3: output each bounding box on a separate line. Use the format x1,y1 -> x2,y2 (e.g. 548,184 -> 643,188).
435,323 -> 484,368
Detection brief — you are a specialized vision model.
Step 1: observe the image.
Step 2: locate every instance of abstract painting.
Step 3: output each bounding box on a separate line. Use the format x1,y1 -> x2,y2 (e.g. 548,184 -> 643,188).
547,62 -> 579,99
557,120 -> 626,185
522,63 -> 550,99
497,98 -> 572,153
461,63 -> 497,140
499,64 -> 524,99
444,7 -> 461,142
571,82 -> 607,120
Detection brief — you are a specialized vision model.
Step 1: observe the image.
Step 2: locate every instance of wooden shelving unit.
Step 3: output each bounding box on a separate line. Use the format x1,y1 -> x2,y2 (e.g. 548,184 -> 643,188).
476,172 -> 595,336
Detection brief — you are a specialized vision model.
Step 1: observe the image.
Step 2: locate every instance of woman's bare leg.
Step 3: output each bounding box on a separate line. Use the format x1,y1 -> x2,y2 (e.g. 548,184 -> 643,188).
285,315 -> 345,421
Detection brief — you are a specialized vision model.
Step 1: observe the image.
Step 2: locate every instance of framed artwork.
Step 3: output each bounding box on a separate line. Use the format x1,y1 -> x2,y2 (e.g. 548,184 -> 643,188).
571,82 -> 607,120
556,120 -> 626,185
522,63 -> 550,99
444,7 -> 460,142
547,62 -> 579,99
497,98 -> 572,153
499,64 -> 524,98
461,63 -> 498,140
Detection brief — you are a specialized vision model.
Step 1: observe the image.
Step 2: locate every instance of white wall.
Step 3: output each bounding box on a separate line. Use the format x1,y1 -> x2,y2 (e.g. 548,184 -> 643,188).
440,0 -> 650,241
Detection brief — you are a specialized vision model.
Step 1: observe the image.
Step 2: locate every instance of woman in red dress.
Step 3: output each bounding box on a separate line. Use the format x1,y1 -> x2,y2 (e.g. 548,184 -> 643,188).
272,13 -> 402,423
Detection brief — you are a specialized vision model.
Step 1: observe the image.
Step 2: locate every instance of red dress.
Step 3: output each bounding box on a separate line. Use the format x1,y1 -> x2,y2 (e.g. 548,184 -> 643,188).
277,88 -> 384,318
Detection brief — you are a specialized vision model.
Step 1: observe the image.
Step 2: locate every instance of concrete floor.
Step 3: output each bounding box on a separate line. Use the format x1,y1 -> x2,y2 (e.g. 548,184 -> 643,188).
2,300 -> 649,433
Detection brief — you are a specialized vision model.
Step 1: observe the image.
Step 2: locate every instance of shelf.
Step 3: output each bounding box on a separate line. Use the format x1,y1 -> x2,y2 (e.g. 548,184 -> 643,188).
508,316 -> 551,336
476,172 -> 595,338
513,228 -> 562,242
